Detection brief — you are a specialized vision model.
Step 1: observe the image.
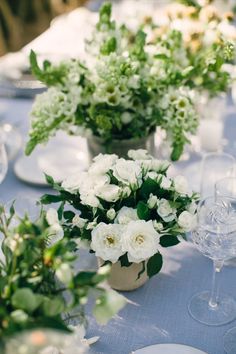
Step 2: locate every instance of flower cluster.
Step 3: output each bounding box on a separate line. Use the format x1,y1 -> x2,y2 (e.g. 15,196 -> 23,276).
140,0 -> 235,96
42,150 -> 199,280
26,2 -> 199,161
0,204 -> 126,345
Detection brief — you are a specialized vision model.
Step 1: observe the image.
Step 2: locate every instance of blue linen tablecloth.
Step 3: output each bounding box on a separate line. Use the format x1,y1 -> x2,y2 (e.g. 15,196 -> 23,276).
0,97 -> 236,354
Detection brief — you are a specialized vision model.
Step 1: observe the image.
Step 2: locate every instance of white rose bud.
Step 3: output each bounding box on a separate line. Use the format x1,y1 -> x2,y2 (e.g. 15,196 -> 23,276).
72,215 -> 87,228
147,194 -> 158,209
160,176 -> 172,190
178,211 -> 197,232
56,263 -> 73,285
157,199 -> 176,222
153,221 -> 164,232
107,208 -> 116,220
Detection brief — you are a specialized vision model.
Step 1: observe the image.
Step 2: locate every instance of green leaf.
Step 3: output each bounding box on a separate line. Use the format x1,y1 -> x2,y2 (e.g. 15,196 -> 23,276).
137,201 -> 151,221
160,235 -> 180,247
45,174 -> 55,186
43,297 -> 65,317
40,194 -> 62,205
63,210 -> 75,221
171,143 -> 184,161
12,289 -> 40,313
136,261 -> 146,280
147,253 -> 163,278
119,253 -> 132,267
140,178 -> 158,199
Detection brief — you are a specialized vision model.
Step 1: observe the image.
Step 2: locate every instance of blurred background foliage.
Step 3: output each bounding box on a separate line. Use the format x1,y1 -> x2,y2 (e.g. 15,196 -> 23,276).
0,0 -> 88,56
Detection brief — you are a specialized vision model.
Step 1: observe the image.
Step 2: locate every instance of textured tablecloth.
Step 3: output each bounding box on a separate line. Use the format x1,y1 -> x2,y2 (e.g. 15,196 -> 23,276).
0,97 -> 236,354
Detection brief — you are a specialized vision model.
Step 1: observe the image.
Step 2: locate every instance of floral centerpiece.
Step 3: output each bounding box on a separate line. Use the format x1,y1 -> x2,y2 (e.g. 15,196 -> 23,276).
140,0 -> 235,98
41,150 -> 199,291
26,2 -> 199,161
0,204 -> 125,353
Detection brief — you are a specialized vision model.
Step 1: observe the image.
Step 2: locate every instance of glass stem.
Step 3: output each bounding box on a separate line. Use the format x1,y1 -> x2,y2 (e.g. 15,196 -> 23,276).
209,260 -> 224,309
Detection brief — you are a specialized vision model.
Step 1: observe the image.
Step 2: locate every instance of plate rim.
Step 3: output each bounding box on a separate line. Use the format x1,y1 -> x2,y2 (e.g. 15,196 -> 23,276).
133,343 -> 208,354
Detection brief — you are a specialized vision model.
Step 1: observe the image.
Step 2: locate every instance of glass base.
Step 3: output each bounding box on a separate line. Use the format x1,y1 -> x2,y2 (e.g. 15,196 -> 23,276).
188,291 -> 236,326
224,327 -> 236,354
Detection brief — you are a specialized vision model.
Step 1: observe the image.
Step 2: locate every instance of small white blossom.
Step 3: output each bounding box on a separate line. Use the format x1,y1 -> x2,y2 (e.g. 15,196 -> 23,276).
157,199 -> 176,222
72,215 -> 87,228
115,206 -> 139,225
96,184 -> 121,202
106,208 -> 116,220
112,158 -> 142,186
178,211 -> 197,232
121,112 -> 133,124
147,194 -> 158,209
89,154 -> 118,175
153,221 -> 164,232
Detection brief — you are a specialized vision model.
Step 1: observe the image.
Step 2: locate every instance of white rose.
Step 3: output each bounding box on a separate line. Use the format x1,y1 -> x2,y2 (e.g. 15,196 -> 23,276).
80,175 -> 109,207
96,184 -> 121,202
115,206 -> 139,225
112,159 -> 142,186
72,215 -> 87,228
151,159 -> 170,172
122,186 -> 132,198
122,220 -> 160,263
145,171 -> 158,180
56,263 -> 73,285
89,153 -> 118,175
147,194 -> 158,209
178,211 -> 197,232
62,172 -> 87,194
160,176 -> 172,190
91,223 -> 124,263
174,175 -> 190,195
80,193 -> 100,208
128,149 -> 151,161
157,199 -> 176,222
106,208 -> 116,220
46,208 -> 59,226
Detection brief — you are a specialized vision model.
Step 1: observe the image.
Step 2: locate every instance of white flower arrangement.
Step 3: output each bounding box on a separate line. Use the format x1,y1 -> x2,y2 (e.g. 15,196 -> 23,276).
25,2 -> 201,161
42,150 -> 199,280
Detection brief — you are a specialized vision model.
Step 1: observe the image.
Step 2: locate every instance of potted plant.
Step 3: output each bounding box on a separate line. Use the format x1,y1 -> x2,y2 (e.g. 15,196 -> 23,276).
0,204 -> 126,353
26,2 -> 199,161
41,149 -> 199,291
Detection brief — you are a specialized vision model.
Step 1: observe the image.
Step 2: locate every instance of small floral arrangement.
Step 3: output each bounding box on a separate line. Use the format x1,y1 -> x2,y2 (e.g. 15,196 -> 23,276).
26,2 -> 199,161
0,204 -> 125,348
42,150 -> 199,281
140,0 -> 235,97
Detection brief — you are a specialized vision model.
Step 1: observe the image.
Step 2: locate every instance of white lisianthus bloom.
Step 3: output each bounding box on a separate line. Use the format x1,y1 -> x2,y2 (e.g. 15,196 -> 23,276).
89,153 -> 118,175
122,220 -> 159,263
147,194 -> 158,209
56,263 -> 73,285
96,184 -> 121,202
115,206 -> 139,225
160,176 -> 172,190
72,215 -> 87,228
178,211 -> 197,232
62,172 -> 87,194
174,175 -> 190,195
106,208 -> 116,220
112,158 -> 142,186
157,199 -> 176,222
91,223 -> 124,263
128,149 -> 151,161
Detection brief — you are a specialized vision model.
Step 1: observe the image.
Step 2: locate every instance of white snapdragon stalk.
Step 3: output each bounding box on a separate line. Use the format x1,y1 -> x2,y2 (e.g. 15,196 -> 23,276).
115,207 -> 139,225
157,199 -> 176,222
174,175 -> 190,195
122,220 -> 160,263
91,223 -> 124,263
178,211 -> 197,232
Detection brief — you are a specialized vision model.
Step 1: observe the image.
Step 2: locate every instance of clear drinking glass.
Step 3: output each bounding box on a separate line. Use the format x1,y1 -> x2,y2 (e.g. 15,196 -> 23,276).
200,153 -> 236,198
0,130 -> 8,184
188,196 -> 236,325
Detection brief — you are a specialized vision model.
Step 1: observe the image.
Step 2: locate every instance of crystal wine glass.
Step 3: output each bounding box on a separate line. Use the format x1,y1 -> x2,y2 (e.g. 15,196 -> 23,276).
188,196 -> 236,325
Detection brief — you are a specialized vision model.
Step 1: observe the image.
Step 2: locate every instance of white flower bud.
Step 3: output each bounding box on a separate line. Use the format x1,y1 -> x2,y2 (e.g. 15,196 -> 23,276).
106,208 -> 116,220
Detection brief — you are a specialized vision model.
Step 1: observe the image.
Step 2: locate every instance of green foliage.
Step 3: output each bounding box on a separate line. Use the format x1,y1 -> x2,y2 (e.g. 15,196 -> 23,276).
147,253 -> 163,278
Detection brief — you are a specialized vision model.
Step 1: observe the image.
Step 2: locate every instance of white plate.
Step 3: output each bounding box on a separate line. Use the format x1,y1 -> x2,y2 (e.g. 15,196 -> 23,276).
14,133 -> 89,186
133,343 -> 208,354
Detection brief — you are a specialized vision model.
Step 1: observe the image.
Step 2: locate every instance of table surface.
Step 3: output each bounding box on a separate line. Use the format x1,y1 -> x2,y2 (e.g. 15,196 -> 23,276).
0,97 -> 236,354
